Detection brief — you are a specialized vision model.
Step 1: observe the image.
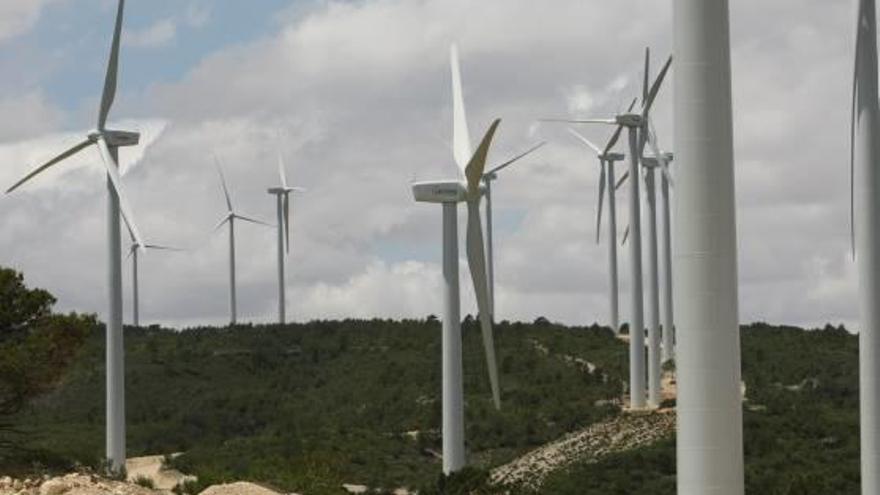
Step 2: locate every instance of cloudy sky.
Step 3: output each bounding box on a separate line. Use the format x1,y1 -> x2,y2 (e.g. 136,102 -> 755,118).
0,0 -> 858,329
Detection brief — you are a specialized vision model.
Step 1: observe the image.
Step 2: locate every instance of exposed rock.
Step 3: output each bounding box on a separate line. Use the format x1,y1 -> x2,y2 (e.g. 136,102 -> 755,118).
342,484 -> 368,494
197,482 -> 281,495
491,411 -> 676,491
39,479 -> 70,495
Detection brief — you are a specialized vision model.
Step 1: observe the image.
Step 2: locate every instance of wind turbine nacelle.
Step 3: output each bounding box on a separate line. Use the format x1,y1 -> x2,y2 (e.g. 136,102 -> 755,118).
412,180 -> 468,203
641,153 -> 674,167
603,153 -> 626,162
98,130 -> 141,148
616,113 -> 643,127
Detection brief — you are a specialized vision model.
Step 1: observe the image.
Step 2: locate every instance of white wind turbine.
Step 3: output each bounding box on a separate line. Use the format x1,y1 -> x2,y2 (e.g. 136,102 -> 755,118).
411,44 -> 501,474
267,151 -> 305,325
644,123 -> 675,364
213,159 -> 271,326
5,0 -> 142,472
126,229 -> 180,327
546,49 -> 672,410
564,102 -> 634,334
481,142 -> 546,321
674,0 -> 744,492
852,0 -> 880,493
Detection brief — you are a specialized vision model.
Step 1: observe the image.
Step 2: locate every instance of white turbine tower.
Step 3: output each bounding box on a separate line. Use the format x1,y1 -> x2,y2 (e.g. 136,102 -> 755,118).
547,50 -> 672,409
481,142 -> 546,321
674,0 -> 744,493
5,0 -> 142,472
126,230 -> 180,327
852,0 -> 880,493
213,160 -> 270,326
637,148 -> 673,408
411,44 -> 501,474
644,124 -> 676,364
564,103 -> 633,334
267,152 -> 304,325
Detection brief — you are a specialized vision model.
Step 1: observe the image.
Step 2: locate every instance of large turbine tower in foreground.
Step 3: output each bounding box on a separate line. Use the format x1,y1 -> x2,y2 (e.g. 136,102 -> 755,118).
852,0 -> 880,493
674,0 -> 744,493
411,45 -> 502,474
5,0 -> 143,473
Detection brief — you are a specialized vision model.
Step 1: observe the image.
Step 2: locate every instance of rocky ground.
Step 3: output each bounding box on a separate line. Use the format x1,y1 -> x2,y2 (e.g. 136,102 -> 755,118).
491,409 -> 676,491
0,474 -> 292,495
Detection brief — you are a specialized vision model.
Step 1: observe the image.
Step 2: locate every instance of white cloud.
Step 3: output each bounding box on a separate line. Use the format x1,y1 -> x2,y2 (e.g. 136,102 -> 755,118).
0,91 -> 65,142
125,18 -> 177,48
0,0 -> 862,331
0,0 -> 51,42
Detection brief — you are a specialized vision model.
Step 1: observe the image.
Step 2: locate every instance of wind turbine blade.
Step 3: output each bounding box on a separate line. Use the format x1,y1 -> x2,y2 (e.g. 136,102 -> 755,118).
214,156 -> 233,212
96,136 -> 144,249
283,194 -> 291,253
486,141 -> 546,176
621,225 -> 630,246
603,98 -> 638,155
278,151 -> 289,189
144,244 -> 184,251
6,139 -> 92,193
648,121 -> 675,187
642,56 -> 673,118
213,214 -> 231,233
466,200 -> 501,410
235,214 -> 272,227
615,171 -> 630,191
451,44 -> 472,174
852,4 -> 863,258
643,47 -> 650,104
465,119 -> 501,196
126,243 -> 137,259
596,162 -> 606,244
567,128 -> 602,156
98,0 -> 125,130
540,118 -> 618,125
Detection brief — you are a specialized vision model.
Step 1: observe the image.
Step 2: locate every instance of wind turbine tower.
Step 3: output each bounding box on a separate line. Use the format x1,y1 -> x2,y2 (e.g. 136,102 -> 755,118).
267,152 -> 304,325
546,53 -> 672,409
674,0 -> 744,493
566,125 -> 630,334
5,0 -> 143,473
213,160 -> 270,326
481,142 -> 545,321
853,0 -> 880,493
126,230 -> 179,327
411,45 -> 502,474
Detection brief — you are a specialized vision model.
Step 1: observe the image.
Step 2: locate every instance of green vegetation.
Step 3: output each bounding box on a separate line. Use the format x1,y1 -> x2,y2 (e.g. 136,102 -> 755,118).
7,317 -> 626,493
0,267 -> 95,469
540,323 -> 860,495
133,475 -> 156,489
0,272 -> 864,495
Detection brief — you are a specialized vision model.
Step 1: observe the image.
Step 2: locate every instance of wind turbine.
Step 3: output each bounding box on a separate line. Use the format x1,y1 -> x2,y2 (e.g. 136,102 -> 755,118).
565,103 -> 633,334
5,0 -> 142,472
852,0 -> 880,493
674,0 -> 744,492
126,229 -> 180,327
267,151 -> 304,325
638,149 -> 673,408
411,44 -> 501,474
481,142 -> 546,321
644,124 -> 676,364
213,159 -> 271,326
544,49 -> 672,410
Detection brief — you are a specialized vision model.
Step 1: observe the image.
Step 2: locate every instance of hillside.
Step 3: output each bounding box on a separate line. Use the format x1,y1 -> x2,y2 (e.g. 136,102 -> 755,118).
2,321 -> 862,494
5,319 -> 628,494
